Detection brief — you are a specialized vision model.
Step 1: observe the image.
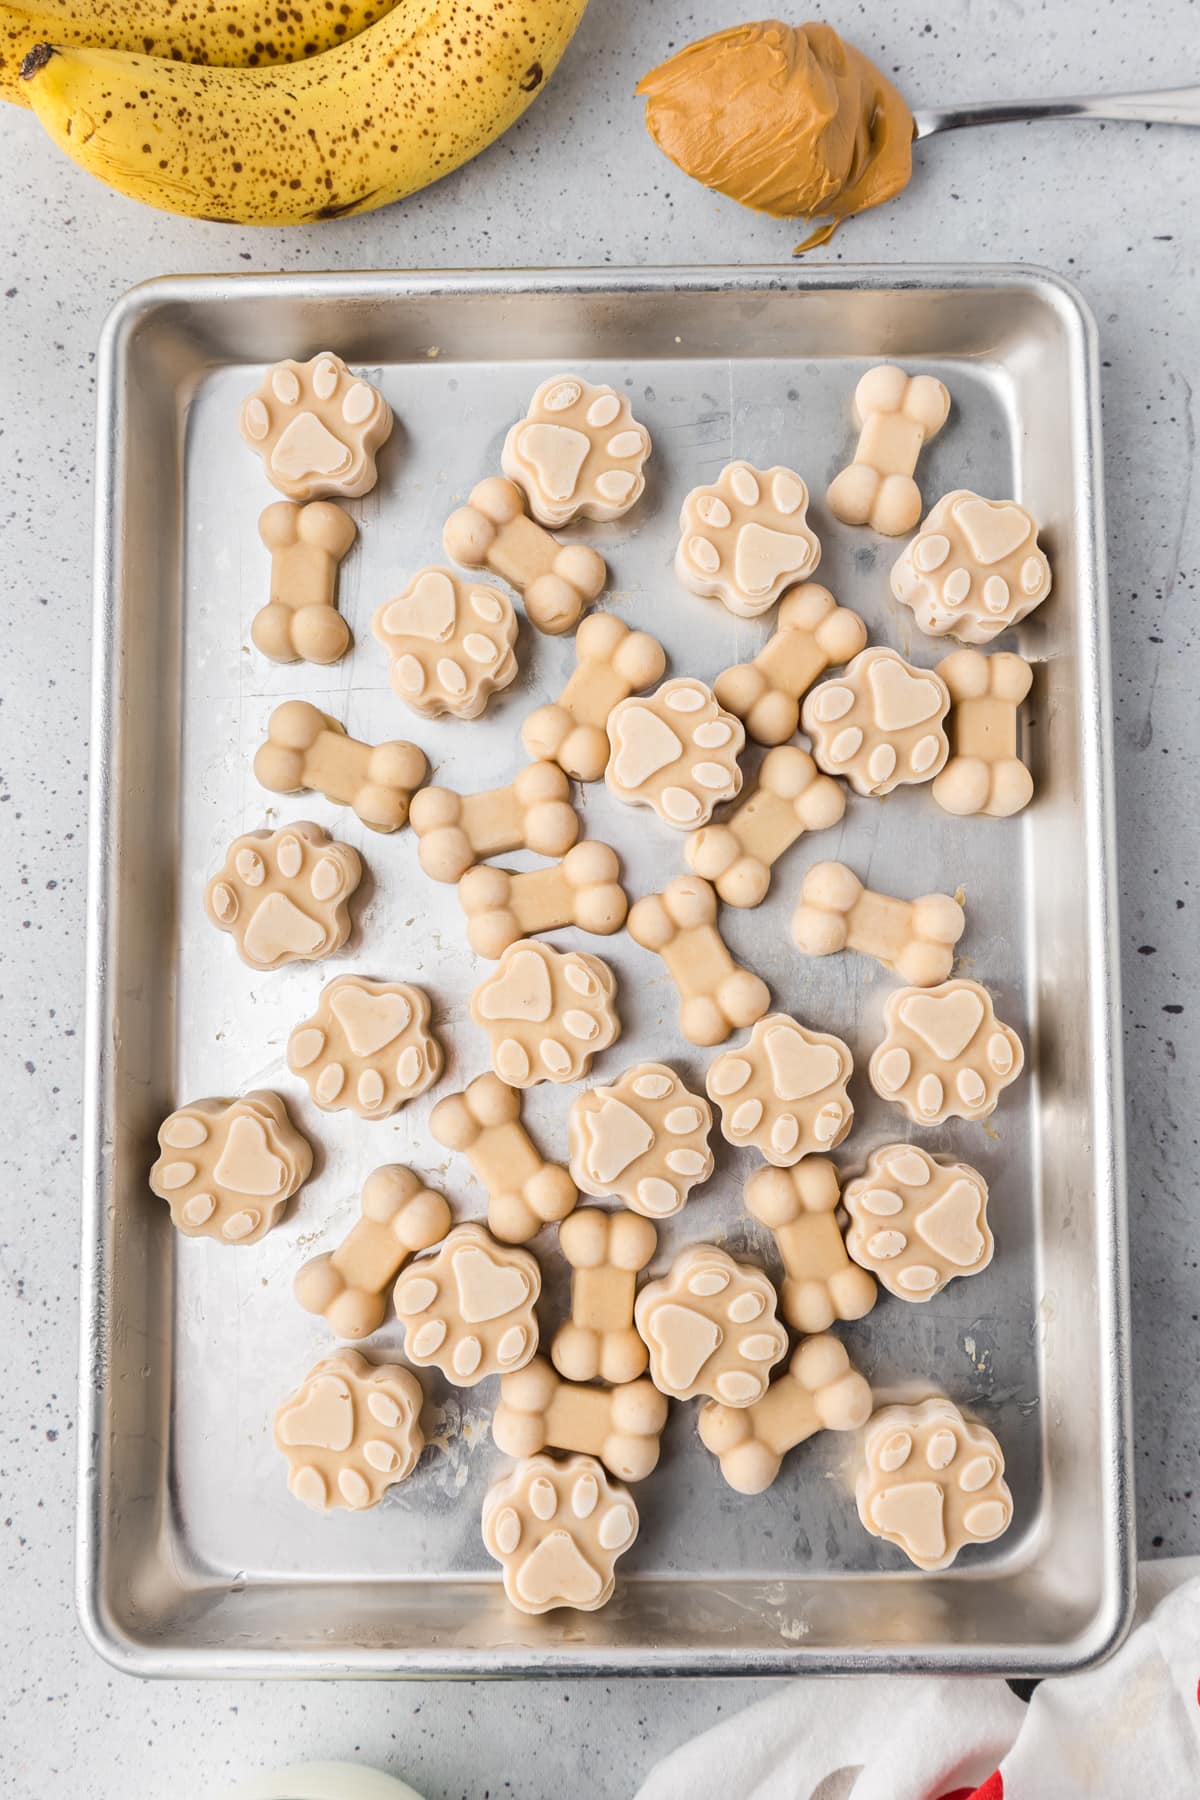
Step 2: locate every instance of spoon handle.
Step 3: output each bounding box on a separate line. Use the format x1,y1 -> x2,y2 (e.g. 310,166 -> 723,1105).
912,85 -> 1200,138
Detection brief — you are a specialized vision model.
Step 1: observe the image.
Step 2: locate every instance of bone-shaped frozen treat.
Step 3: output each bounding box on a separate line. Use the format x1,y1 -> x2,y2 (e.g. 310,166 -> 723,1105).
697,1335 -> 873,1495
443,475 -> 607,636
713,583 -> 867,747
685,746 -> 845,907
254,700 -> 427,833
293,1164 -> 451,1340
826,364 -> 951,537
932,648 -> 1034,819
792,861 -> 966,988
255,500 -> 357,664
492,1354 -> 668,1482
429,1072 -> 577,1243
409,762 -> 580,884
522,612 -> 667,781
744,1159 -> 877,1334
457,840 -> 628,960
552,1207 -> 658,1385
627,875 -> 770,1047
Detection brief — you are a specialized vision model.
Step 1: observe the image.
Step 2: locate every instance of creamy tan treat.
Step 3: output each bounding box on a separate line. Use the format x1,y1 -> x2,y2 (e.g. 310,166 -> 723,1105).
707,1012 -> 853,1166
568,1061 -> 713,1218
150,1091 -> 311,1245
205,821 -> 362,971
522,612 -> 667,782
675,461 -> 820,618
501,375 -> 652,527
685,745 -> 844,907
470,940 -> 619,1088
443,476 -> 607,636
492,1354 -> 668,1482
240,352 -> 393,502
714,582 -> 867,746
371,567 -> 517,721
634,1243 -> 787,1406
627,874 -> 770,1047
744,1159 -> 877,1334
856,1396 -> 1014,1570
552,1208 -> 658,1385
933,648 -> 1034,818
843,1143 -> 993,1302
606,677 -> 744,830
826,365 -> 950,536
792,860 -> 965,988
254,700 -> 427,833
481,1452 -> 638,1615
802,647 -> 950,797
274,1348 -> 422,1513
287,975 -> 442,1119
869,978 -> 1025,1125
429,1072 -> 576,1244
410,763 -> 579,885
891,489 -> 1052,644
698,1335 -> 872,1495
457,840 -> 627,960
293,1164 -> 451,1340
255,500 -> 356,664
393,1221 -> 541,1386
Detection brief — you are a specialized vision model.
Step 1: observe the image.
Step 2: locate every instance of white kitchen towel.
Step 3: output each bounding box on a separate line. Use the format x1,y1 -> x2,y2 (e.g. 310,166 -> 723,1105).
637,1559 -> 1200,1800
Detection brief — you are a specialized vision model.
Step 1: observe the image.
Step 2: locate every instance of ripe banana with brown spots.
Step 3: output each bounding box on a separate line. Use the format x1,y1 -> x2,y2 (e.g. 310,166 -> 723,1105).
19,0 -> 587,223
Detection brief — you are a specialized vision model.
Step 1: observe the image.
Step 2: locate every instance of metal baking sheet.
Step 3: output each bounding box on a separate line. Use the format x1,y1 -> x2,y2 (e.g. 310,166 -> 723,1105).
80,265 -> 1132,1677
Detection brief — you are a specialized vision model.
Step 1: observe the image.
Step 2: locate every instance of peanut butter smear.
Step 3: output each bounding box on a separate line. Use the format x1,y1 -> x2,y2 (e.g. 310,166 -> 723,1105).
636,20 -> 914,251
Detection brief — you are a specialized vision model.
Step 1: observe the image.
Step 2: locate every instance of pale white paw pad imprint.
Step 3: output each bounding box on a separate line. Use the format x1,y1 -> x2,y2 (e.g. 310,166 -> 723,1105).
501,375 -> 651,526
372,567 -> 518,720
856,1396 -> 1014,1570
802,647 -> 950,797
634,1244 -> 788,1404
240,351 -> 392,501
288,976 -> 443,1121
568,1061 -> 714,1218
869,978 -> 1025,1125
675,461 -> 821,619
469,939 -> 620,1087
149,1091 -> 311,1245
843,1143 -> 993,1301
606,677 -> 744,829
273,1349 -> 423,1512
393,1222 -> 541,1387
706,1012 -> 854,1166
205,822 -> 362,971
890,490 -> 1052,644
482,1452 -> 638,1614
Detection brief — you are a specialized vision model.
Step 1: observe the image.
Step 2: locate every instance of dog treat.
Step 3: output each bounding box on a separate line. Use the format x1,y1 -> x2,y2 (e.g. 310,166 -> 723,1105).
627,875 -> 770,1047
744,1160 -> 877,1334
240,352 -> 393,502
372,567 -> 517,720
568,1061 -> 713,1218
502,374 -> 652,526
802,647 -> 950,797
293,1164 -> 451,1339
430,1072 -> 577,1243
393,1221 -> 541,1385
457,840 -> 627,960
522,612 -> 667,782
205,821 -> 362,971
843,1143 -> 993,1302
676,461 -> 821,618
149,1091 -> 311,1244
891,489 -> 1052,644
635,1243 -> 788,1406
826,365 -> 951,536
605,677 -> 744,829
932,648 -> 1034,818
254,500 -> 356,664
791,860 -> 965,988
481,1452 -> 638,1615
492,1355 -> 668,1482
707,1012 -> 854,1166
869,978 -> 1025,1125
287,975 -> 442,1119
552,1208 -> 659,1384
470,940 -> 620,1087
685,745 -> 844,907
714,582 -> 868,746
274,1348 -> 422,1512
856,1396 -> 1014,1570
410,763 -> 579,885
698,1335 -> 873,1495
254,700 -> 427,833
443,475 -> 607,636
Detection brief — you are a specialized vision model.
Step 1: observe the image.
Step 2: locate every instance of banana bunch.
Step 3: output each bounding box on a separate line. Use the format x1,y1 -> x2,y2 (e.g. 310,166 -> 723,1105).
13,0 -> 587,224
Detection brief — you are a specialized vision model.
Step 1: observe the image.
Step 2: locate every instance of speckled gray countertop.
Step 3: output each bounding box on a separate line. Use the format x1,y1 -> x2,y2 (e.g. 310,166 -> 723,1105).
0,1 -> 1196,1794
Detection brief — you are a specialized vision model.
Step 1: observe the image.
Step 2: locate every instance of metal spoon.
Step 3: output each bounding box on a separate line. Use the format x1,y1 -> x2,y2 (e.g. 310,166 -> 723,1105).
913,85 -> 1200,137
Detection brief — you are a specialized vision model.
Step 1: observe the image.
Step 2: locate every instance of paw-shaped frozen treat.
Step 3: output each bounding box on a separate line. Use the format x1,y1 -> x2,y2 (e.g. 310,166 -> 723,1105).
675,461 -> 820,619
627,874 -> 770,1047
372,567 -> 517,721
410,763 -> 579,885
714,583 -> 867,747
890,490 -> 1052,644
552,1208 -> 658,1385
470,940 -> 619,1088
393,1222 -> 540,1386
698,1335 -> 872,1496
568,1061 -> 713,1217
802,647 -> 950,797
150,1091 -> 311,1244
869,978 -> 1025,1125
274,1349 -> 422,1512
933,648 -> 1034,819
254,700 -> 427,834
502,375 -> 651,526
457,840 -> 628,960
744,1160 -> 877,1335
492,1355 -> 667,1482
791,860 -> 965,988
443,475 -> 607,636
522,612 -> 667,783
481,1453 -> 638,1615
239,352 -> 392,502
856,1396 -> 1013,1570
430,1073 -> 577,1244
287,975 -> 442,1119
294,1164 -> 451,1340
707,1013 -> 853,1166
205,821 -> 362,971
685,744 -> 844,908
255,500 -> 356,665
634,1243 -> 788,1405
843,1144 -> 993,1302
826,364 -> 950,537
606,677 -> 744,829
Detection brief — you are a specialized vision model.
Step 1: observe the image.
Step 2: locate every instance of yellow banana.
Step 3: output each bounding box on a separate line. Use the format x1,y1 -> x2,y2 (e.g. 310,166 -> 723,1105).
20,0 -> 587,223
0,0 -> 399,108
